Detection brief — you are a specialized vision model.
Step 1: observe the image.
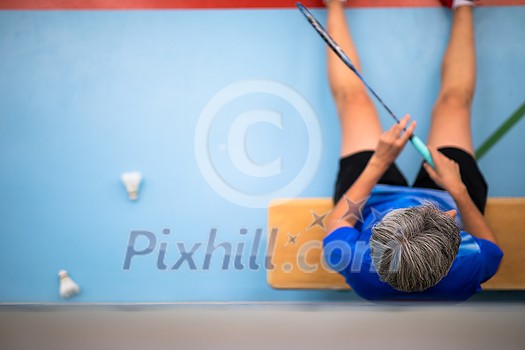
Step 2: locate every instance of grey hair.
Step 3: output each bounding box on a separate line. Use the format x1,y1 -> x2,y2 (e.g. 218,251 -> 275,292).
370,204 -> 461,293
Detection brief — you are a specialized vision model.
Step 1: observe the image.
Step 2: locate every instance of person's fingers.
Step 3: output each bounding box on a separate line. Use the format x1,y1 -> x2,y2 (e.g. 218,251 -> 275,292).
423,162 -> 439,179
430,146 -> 455,163
399,121 -> 416,144
388,115 -> 409,134
384,116 -> 409,143
385,125 -> 398,138
428,146 -> 445,165
452,160 -> 461,173
428,146 -> 450,171
395,115 -> 410,135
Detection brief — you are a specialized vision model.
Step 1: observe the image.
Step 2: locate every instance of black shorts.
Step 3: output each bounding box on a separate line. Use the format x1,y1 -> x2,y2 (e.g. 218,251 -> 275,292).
333,147 -> 488,213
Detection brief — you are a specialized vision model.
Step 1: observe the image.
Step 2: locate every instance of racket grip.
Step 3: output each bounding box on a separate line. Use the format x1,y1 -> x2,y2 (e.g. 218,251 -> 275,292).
410,135 -> 435,169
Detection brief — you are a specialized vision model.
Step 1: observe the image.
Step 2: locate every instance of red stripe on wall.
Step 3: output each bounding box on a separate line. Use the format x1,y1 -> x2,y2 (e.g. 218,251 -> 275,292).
0,0 -> 523,9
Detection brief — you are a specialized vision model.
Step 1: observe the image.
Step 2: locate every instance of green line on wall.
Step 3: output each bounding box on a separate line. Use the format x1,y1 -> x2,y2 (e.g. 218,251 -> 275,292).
476,101 -> 525,159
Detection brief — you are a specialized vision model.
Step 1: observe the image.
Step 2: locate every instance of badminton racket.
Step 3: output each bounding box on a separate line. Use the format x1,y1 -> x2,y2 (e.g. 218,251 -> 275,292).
296,2 -> 435,168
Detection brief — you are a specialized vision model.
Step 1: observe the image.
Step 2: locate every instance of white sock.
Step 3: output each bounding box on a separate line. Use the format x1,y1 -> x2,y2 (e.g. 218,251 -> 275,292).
453,0 -> 475,9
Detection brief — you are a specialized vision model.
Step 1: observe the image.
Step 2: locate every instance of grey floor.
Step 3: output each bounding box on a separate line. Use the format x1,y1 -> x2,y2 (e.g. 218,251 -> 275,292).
1,303 -> 524,350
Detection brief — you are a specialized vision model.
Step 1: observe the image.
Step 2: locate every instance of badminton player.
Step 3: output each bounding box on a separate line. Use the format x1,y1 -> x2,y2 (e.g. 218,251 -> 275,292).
323,0 -> 503,301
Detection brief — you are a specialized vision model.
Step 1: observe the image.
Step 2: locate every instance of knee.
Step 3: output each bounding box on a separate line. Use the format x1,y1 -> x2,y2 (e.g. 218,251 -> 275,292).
333,89 -> 373,111
436,88 -> 474,111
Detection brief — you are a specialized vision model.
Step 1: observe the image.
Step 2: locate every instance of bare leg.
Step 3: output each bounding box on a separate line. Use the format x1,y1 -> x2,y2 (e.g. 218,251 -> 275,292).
427,6 -> 476,155
326,1 -> 382,157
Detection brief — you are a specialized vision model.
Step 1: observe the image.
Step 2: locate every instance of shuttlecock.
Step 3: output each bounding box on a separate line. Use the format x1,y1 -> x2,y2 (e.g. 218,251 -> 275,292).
58,270 -> 80,299
121,171 -> 142,201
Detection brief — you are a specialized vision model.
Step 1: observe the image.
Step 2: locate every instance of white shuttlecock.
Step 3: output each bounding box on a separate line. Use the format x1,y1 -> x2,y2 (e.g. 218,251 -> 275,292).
58,270 -> 80,299
121,171 -> 142,201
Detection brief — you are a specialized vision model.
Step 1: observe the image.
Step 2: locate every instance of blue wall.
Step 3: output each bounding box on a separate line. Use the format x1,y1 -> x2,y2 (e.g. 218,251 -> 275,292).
1,7 -> 524,302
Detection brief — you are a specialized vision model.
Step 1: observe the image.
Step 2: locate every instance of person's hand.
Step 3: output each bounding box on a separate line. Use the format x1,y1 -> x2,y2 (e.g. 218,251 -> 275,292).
370,115 -> 416,168
423,147 -> 466,196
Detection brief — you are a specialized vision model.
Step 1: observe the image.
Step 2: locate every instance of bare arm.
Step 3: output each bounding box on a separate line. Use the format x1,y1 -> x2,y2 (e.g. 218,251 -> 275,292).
326,157 -> 388,232
326,115 -> 416,233
423,147 -> 498,245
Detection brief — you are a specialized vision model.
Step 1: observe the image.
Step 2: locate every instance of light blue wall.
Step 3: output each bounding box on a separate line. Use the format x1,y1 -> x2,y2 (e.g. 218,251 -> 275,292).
1,7 -> 524,302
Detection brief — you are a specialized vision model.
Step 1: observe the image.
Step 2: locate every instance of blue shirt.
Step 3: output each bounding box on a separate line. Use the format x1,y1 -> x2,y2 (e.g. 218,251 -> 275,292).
323,184 -> 504,302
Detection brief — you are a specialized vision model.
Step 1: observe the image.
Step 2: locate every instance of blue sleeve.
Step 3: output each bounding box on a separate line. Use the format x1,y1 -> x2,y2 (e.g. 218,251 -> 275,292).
476,238 -> 504,284
323,227 -> 360,273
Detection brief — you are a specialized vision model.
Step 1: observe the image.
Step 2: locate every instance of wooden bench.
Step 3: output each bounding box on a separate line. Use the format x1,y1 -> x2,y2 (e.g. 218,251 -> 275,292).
267,198 -> 525,290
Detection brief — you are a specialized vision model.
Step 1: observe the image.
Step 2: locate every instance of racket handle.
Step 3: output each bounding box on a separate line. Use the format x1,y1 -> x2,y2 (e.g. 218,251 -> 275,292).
410,135 -> 435,169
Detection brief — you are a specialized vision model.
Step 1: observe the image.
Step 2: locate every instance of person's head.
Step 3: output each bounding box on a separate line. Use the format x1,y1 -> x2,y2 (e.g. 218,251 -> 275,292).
370,204 -> 461,293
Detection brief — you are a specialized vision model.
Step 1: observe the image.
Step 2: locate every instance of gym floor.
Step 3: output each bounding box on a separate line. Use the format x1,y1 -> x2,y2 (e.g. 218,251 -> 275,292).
1,303 -> 525,349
